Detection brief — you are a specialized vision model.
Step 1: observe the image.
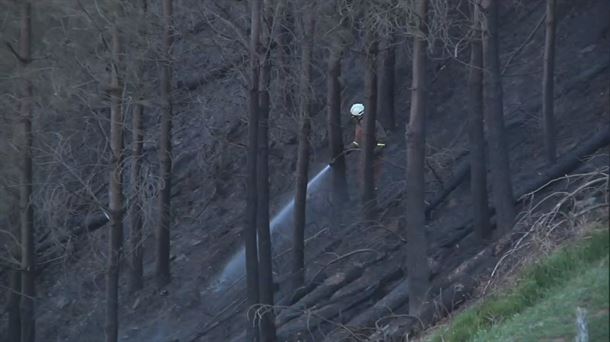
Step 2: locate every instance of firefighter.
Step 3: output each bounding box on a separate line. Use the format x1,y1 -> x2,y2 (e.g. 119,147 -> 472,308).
349,103 -> 387,188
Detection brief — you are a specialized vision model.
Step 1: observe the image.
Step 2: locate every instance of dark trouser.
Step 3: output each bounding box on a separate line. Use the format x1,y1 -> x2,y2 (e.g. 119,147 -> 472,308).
374,152 -> 384,187
358,151 -> 384,191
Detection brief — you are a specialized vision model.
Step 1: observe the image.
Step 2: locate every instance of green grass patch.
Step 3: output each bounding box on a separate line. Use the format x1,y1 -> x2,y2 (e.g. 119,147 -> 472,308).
471,256 -> 609,341
431,228 -> 609,342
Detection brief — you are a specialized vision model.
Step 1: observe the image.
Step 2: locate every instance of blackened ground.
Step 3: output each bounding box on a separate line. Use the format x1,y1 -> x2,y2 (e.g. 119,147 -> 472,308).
2,0 -> 607,341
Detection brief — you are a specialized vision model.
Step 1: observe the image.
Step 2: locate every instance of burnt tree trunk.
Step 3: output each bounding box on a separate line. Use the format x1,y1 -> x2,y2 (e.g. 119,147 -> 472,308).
405,0 -> 430,315
517,130 -> 610,198
468,3 -> 491,241
18,3 -> 35,342
542,0 -> 557,164
362,35 -> 379,220
105,10 -> 124,342
246,0 -> 262,340
292,2 -> 315,292
156,0 -> 174,287
129,2 -> 148,293
257,62 -> 277,342
129,104 -> 144,292
377,34 -> 396,132
327,43 -> 348,203
257,4 -> 277,341
425,158 -> 470,219
278,1 -> 295,115
7,255 -> 21,341
481,0 -> 515,234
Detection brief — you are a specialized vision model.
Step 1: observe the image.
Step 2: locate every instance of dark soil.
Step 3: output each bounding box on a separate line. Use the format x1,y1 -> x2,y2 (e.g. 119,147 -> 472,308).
1,0 -> 608,341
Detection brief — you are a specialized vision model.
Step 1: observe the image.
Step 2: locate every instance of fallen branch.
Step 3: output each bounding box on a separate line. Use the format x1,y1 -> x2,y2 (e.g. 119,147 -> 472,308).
279,267 -> 403,340
313,133 -> 609,339
279,282 -> 383,340
188,296 -> 247,341
515,129 -> 610,199
484,171 -> 608,293
277,265 -> 365,326
345,280 -> 409,328
284,249 -> 380,307
435,129 -> 610,251
425,161 -> 470,219
384,277 -> 476,340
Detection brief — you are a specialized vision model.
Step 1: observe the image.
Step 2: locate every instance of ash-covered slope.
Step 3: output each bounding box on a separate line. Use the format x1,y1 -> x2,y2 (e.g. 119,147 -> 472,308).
9,0 -> 608,341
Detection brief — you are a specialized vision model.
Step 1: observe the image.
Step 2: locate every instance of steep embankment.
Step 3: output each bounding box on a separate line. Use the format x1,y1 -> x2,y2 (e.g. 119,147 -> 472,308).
9,0 -> 608,341
427,227 -> 609,342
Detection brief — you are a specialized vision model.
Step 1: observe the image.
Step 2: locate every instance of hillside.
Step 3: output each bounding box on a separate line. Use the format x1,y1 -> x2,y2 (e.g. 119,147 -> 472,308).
1,0 -> 609,341
427,226 -> 609,342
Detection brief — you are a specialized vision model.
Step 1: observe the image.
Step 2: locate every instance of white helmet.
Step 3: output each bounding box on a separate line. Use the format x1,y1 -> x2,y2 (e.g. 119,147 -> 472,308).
350,103 -> 365,117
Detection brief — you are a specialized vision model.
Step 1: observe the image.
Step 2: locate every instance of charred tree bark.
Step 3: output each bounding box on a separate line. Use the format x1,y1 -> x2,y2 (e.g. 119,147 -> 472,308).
18,3 -> 35,342
425,159 -> 469,219
129,2 -> 148,293
281,267 -> 404,340
362,36 -> 379,220
105,11 -> 124,342
129,103 -> 144,292
542,0 -> 557,164
468,3 -> 491,241
405,0 -> 430,315
346,280 -> 409,331
7,257 -> 21,341
278,2 -> 295,115
278,265 -> 365,325
327,44 -> 348,203
292,3 -> 315,292
257,66 -> 277,342
377,34 -> 396,132
246,0 -> 262,340
156,0 -> 174,287
257,5 -> 277,341
481,0 -> 515,234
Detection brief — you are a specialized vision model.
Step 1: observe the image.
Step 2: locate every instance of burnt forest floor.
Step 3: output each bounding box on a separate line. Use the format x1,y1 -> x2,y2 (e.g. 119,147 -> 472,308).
3,0 -> 608,341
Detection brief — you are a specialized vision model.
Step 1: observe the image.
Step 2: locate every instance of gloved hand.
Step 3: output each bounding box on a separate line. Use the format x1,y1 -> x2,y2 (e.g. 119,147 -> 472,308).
375,142 -> 386,155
